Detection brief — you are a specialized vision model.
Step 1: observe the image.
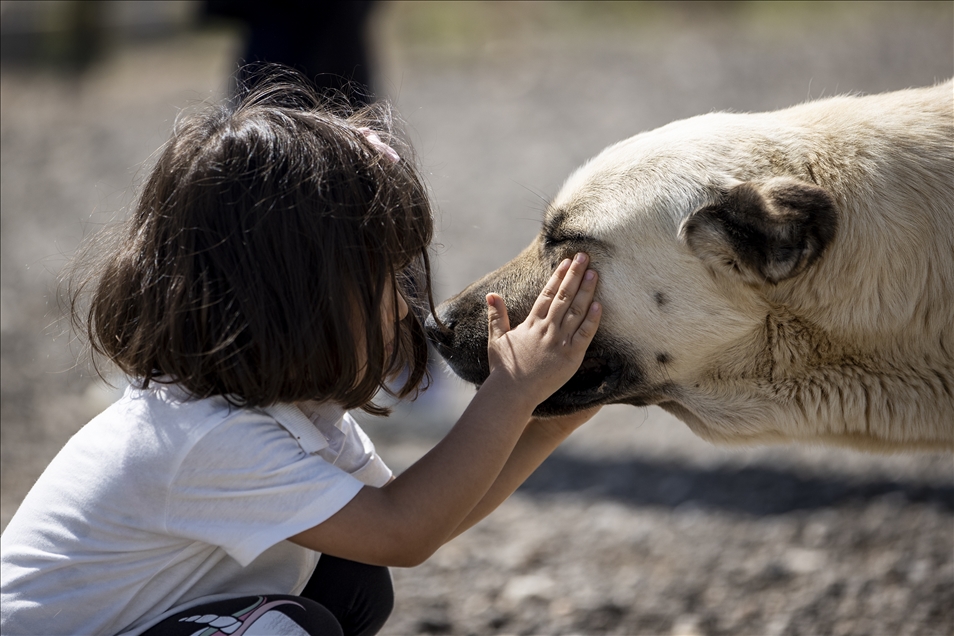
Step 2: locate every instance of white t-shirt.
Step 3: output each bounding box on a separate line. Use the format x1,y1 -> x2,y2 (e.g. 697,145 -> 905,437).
0,384 -> 392,636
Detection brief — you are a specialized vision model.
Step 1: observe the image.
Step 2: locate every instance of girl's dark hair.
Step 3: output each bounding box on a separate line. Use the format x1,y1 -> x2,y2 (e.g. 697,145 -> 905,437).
68,71 -> 435,414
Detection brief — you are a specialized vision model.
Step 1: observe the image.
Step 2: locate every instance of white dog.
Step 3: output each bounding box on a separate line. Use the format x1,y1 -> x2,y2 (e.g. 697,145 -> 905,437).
428,80 -> 954,452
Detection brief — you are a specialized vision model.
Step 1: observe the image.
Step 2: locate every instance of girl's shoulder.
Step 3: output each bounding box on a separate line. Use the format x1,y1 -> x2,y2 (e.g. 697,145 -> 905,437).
70,383 -> 270,470
107,383 -> 246,437
118,385 -> 343,463
122,382 -> 246,427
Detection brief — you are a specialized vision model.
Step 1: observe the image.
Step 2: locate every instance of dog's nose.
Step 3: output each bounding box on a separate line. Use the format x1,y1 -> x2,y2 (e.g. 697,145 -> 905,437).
424,311 -> 455,349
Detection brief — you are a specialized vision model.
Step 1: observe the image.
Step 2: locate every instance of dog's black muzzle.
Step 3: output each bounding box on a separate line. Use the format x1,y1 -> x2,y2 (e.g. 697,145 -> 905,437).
425,303 -> 635,417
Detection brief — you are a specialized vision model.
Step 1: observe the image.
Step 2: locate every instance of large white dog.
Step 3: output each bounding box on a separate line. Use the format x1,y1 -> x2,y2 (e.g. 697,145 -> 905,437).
427,80 -> 953,452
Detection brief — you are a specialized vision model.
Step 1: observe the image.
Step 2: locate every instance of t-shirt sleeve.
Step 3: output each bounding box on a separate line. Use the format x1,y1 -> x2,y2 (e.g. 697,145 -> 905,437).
163,410 -> 365,567
332,414 -> 392,487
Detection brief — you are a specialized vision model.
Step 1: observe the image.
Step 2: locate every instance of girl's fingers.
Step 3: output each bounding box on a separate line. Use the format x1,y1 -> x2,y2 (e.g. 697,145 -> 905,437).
561,268 -> 598,331
572,301 -> 602,346
543,253 -> 590,324
529,258 -> 572,320
486,293 -> 511,340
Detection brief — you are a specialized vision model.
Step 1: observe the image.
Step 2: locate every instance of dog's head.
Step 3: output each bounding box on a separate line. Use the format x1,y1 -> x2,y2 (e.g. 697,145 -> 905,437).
427,114 -> 838,425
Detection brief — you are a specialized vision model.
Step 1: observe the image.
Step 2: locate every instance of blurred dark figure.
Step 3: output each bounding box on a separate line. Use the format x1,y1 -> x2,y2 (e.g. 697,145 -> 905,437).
0,1 -> 104,73
206,0 -> 376,105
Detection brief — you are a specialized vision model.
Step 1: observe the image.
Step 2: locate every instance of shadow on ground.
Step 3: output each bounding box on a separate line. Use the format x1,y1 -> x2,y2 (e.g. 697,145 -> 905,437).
521,453 -> 954,516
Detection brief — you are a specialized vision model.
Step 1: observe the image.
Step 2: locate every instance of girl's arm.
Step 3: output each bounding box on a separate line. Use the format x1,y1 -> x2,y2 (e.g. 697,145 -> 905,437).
289,253 -> 601,567
444,406 -> 601,541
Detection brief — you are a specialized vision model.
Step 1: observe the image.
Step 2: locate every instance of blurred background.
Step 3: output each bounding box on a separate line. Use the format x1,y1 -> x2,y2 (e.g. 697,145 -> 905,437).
1,2 -> 952,634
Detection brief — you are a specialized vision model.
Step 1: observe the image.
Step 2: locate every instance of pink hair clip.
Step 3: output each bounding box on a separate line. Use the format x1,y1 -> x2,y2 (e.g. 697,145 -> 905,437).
358,127 -> 400,164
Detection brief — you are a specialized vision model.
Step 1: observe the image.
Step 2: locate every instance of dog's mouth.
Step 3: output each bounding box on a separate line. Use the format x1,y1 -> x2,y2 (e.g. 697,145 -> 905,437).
533,348 -> 627,416
437,347 -> 629,417
426,310 -> 635,416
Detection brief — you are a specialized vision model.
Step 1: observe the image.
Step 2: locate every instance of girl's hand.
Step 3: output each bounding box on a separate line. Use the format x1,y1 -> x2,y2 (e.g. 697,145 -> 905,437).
485,252 -> 601,409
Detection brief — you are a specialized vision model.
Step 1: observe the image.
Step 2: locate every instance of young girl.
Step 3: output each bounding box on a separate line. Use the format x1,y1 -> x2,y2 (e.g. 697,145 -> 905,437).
0,75 -> 601,636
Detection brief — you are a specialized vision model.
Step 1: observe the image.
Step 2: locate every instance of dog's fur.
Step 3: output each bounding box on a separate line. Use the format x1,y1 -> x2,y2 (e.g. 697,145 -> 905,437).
428,80 -> 954,452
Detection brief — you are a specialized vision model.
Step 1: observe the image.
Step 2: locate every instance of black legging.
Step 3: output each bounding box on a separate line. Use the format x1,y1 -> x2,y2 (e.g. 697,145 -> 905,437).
142,554 -> 393,636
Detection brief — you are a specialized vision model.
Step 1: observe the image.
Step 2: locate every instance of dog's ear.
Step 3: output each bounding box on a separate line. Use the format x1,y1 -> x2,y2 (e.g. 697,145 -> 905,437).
679,178 -> 837,285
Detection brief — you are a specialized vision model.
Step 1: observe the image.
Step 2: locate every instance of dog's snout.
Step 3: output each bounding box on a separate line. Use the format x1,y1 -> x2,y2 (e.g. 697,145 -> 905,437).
424,311 -> 455,348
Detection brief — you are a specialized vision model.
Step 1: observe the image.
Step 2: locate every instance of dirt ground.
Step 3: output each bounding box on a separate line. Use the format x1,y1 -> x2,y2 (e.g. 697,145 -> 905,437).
1,2 -> 952,635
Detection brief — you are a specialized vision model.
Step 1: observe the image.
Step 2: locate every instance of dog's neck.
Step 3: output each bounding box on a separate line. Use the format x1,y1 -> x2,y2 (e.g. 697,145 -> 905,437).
683,307 -> 954,450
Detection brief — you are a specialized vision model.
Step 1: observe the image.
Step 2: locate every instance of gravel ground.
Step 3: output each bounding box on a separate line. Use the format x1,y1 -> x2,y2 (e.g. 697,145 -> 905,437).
1,3 -> 952,635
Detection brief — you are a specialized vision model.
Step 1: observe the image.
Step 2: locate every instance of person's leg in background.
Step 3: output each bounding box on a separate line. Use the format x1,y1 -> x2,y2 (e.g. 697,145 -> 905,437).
205,0 -> 376,106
